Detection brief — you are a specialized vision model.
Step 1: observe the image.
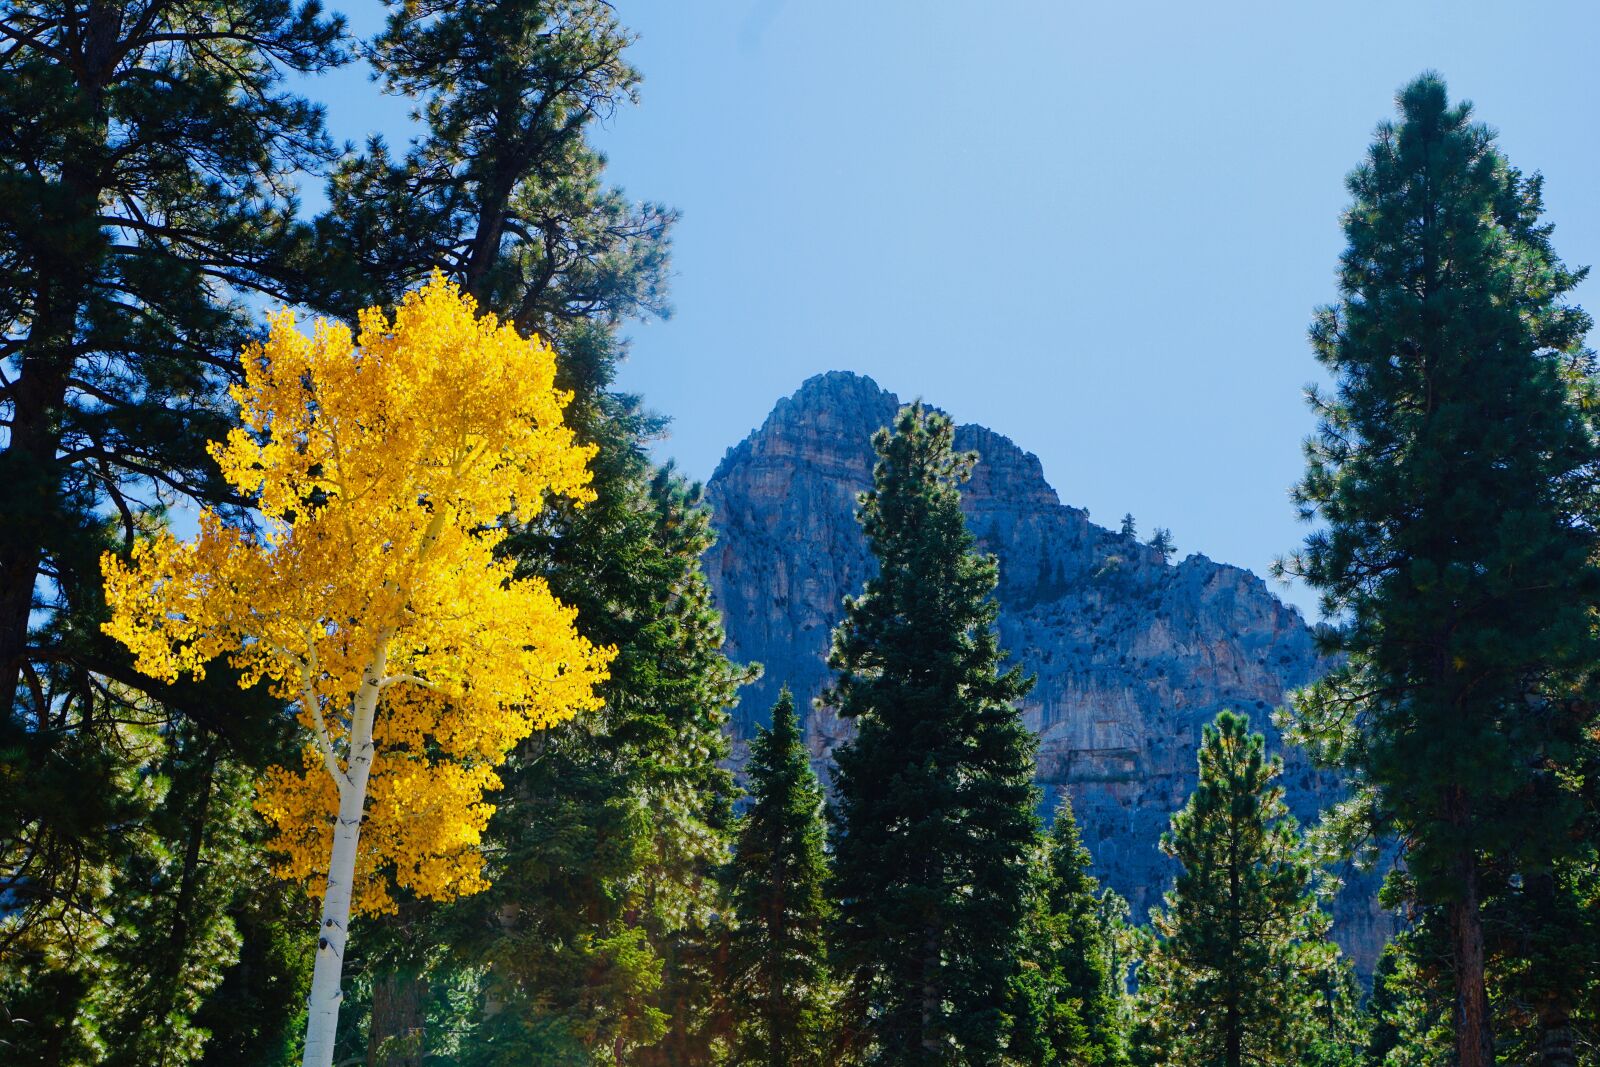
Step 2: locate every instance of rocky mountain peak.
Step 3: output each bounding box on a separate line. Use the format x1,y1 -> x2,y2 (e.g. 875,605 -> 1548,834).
703,371 -> 1390,974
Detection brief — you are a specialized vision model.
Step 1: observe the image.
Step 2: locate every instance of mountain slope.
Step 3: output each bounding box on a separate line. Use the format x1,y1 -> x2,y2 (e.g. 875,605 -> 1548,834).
704,370 -> 1389,972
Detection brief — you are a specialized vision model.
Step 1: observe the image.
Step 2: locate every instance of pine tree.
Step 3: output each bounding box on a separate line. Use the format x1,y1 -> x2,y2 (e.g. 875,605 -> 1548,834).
1279,74 -> 1600,1067
1299,965 -> 1370,1067
1363,931 -> 1453,1067
313,0 -> 671,333
1026,793 -> 1126,1066
1145,528 -> 1176,561
1,7 -> 347,1058
0,704 -> 314,1067
1119,514 -> 1137,540
192,869 -> 317,1067
0,0 -> 345,726
826,402 -> 1041,1065
727,689 -> 832,1066
1138,711 -> 1336,1067
446,464 -> 750,1065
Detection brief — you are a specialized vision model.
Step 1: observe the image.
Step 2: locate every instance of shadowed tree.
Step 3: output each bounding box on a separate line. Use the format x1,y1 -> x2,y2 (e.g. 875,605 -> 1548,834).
826,403 -> 1041,1065
1024,793 -> 1127,1066
728,689 -> 832,1066
1280,74 -> 1600,1067
0,0 -> 346,722
0,4 -> 346,1056
1137,712 -> 1338,1067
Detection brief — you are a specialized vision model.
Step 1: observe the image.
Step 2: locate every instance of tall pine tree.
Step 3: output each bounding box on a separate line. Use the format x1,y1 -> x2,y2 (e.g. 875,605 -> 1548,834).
1137,711 -> 1337,1067
1280,74 -> 1600,1067
0,0 -> 344,724
401,464 -> 750,1065
728,689 -> 832,1067
1,6 -> 346,1057
1024,793 -> 1127,1066
826,402 -> 1041,1066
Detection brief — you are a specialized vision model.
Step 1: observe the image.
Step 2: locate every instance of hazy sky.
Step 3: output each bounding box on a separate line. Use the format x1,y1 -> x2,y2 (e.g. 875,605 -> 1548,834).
305,1 -> 1600,618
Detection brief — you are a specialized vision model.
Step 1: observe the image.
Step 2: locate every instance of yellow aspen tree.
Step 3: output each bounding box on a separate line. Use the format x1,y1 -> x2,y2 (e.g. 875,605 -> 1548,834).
100,274 -> 613,1067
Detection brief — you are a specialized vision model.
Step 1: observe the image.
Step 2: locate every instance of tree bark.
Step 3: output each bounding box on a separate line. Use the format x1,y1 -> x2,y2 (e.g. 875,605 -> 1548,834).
1538,996 -> 1575,1067
302,643 -> 385,1067
0,364 -> 68,712
0,193 -> 92,714
0,1 -> 120,713
368,970 -> 428,1067
1448,886 -> 1494,1067
920,921 -> 941,1060
1445,794 -> 1494,1067
301,754 -> 368,1067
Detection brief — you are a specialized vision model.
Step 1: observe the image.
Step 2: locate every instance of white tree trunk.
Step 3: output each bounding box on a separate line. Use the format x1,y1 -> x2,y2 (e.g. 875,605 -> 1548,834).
301,643 -> 386,1067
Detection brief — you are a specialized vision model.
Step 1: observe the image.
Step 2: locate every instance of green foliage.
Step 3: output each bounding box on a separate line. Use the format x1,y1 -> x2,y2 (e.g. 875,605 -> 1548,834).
0,0 -> 345,727
1364,932 -> 1452,1067
826,403 -> 1041,1065
1365,872 -> 1600,1067
314,0 -> 672,335
0,714 -> 309,1066
14,7 -> 1598,1066
1280,73 -> 1600,1063
1,4 -> 341,1059
1136,711 -> 1342,1067
192,872 -> 316,1067
1021,794 -> 1127,1066
1299,964 -> 1371,1067
413,459 -> 747,1066
728,689 -> 833,1066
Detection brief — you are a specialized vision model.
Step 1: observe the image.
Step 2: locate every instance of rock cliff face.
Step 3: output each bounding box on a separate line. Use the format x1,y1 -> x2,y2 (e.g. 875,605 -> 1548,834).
703,371 -> 1390,973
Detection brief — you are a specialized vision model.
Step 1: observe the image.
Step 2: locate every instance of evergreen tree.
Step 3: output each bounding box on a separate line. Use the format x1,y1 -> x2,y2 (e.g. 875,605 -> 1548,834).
826,403 -> 1041,1065
1365,892 -> 1599,1067
1119,514 -> 1137,540
1280,74 -> 1600,1067
313,0 -> 671,333
0,0 -> 344,724
447,465 -> 749,1065
0,6 -> 345,1057
1,3 -> 734,1062
1137,711 -> 1337,1067
727,689 -> 832,1066
192,873 -> 317,1067
1025,793 -> 1126,1066
0,707 -> 312,1066
1145,528 -> 1176,561
1363,931 -> 1453,1067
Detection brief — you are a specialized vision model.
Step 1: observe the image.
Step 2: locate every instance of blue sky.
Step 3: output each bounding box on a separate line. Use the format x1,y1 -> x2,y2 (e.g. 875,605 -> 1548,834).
305,1 -> 1600,618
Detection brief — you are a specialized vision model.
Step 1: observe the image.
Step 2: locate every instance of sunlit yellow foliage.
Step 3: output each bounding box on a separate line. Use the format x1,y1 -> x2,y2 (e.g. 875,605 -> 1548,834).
102,273 -> 613,914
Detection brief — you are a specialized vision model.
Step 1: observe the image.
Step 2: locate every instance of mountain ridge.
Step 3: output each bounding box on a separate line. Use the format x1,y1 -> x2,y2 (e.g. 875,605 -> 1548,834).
703,370 -> 1390,973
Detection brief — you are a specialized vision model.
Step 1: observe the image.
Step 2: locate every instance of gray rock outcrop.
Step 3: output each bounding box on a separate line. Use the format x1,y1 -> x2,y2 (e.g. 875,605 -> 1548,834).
704,370 -> 1391,974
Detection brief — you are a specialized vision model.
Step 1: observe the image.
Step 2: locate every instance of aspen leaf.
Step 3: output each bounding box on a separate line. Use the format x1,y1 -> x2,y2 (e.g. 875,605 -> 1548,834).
103,273 -> 613,915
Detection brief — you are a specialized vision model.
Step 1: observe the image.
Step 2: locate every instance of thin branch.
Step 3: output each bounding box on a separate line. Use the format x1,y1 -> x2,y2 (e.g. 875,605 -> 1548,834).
378,672 -> 439,692
298,634 -> 347,789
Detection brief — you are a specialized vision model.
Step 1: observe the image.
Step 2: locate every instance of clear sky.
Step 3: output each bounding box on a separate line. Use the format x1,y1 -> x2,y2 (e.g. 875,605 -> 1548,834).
306,1 -> 1600,618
